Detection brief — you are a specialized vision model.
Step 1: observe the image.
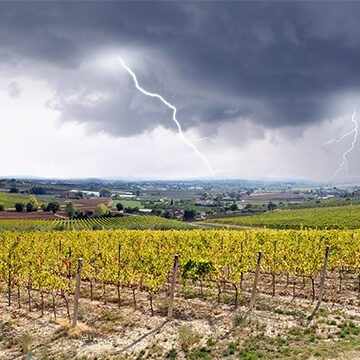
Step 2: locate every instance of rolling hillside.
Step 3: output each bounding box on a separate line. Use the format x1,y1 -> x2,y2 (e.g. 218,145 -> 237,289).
206,204 -> 360,229
0,192 -> 46,209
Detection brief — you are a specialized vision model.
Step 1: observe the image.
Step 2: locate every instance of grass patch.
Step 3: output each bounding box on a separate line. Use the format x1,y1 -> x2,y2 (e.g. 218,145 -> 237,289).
188,346 -> 212,359
112,200 -> 144,209
178,325 -> 201,352
101,311 -> 121,321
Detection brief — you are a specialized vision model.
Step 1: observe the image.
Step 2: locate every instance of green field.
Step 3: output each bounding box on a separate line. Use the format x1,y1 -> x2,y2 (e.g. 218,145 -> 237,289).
206,204 -> 360,229
112,200 -> 144,209
280,197 -> 360,210
0,192 -> 46,209
0,215 -> 194,231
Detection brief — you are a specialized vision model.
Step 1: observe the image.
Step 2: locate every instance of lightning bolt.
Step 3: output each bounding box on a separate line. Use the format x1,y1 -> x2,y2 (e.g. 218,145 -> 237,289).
324,126 -> 357,145
328,110 -> 358,180
118,57 -> 215,176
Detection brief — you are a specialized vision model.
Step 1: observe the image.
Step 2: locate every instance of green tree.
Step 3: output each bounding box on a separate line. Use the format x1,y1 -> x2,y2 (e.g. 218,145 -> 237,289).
28,196 -> 39,211
183,209 -> 196,221
31,187 -> 46,195
230,203 -> 238,211
124,206 -> 139,214
26,199 -> 38,212
99,189 -> 112,197
0,204 -> 4,211
268,201 -> 277,211
74,209 -> 87,219
66,202 -> 76,218
163,211 -> 174,219
116,202 -> 124,211
15,203 -> 24,212
94,204 -> 111,217
10,187 -> 19,193
152,208 -> 163,216
46,201 -> 61,214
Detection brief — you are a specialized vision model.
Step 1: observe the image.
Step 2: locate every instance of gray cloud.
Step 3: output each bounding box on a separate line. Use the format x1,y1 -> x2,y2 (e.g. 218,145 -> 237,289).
2,1 -> 360,139
7,81 -> 21,98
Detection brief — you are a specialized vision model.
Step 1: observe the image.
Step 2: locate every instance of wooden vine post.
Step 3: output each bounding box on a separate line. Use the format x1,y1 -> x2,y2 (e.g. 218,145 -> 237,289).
272,241 -> 277,297
68,247 -> 72,291
309,246 -> 330,321
167,254 -> 179,320
249,251 -> 263,311
117,243 -> 122,306
7,251 -> 11,306
72,258 -> 83,328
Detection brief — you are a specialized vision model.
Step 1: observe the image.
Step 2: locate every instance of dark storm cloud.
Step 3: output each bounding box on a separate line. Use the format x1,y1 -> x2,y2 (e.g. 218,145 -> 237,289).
2,1 -> 360,137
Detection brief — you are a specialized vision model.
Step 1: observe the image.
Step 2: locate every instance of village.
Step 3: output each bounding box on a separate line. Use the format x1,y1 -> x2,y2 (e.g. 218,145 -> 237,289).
0,178 -> 352,222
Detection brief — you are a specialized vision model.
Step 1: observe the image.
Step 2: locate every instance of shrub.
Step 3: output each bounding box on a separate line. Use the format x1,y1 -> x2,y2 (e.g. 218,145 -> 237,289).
15,203 -> 24,212
46,201 -> 61,214
66,202 -> 76,218
94,204 -> 111,217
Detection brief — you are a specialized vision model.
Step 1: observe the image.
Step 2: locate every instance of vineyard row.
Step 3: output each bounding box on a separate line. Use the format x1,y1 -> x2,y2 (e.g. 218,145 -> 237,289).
1,229 -> 359,319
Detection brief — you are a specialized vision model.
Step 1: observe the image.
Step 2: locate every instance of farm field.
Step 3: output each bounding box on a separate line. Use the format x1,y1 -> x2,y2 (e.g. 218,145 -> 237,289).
0,210 -> 59,220
0,215 -> 193,231
0,198 -> 114,221
243,192 -> 305,202
111,199 -> 144,209
206,204 -> 360,229
281,198 -> 360,210
0,229 -> 359,359
65,198 -> 112,212
0,192 -> 46,209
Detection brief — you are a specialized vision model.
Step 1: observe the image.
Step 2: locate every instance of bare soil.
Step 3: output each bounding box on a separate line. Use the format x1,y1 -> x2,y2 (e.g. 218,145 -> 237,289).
0,211 -> 59,220
0,276 -> 359,360
0,198 -> 112,221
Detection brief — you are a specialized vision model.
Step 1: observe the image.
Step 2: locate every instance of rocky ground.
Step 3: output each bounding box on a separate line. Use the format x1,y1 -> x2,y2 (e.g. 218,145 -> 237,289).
0,280 -> 359,360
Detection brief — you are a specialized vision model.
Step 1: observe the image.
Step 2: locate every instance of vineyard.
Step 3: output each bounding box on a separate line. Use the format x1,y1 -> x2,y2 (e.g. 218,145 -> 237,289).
2,228 -> 360,309
1,229 -> 360,359
0,192 -> 46,208
0,215 -> 193,231
206,204 -> 360,229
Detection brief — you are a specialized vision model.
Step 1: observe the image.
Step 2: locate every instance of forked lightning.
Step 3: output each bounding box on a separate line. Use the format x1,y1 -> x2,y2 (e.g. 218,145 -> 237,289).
328,110 -> 358,180
118,57 -> 215,176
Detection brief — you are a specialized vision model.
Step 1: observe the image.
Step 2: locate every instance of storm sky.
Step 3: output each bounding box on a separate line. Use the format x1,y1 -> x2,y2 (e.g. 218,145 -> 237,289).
1,1 -> 360,180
